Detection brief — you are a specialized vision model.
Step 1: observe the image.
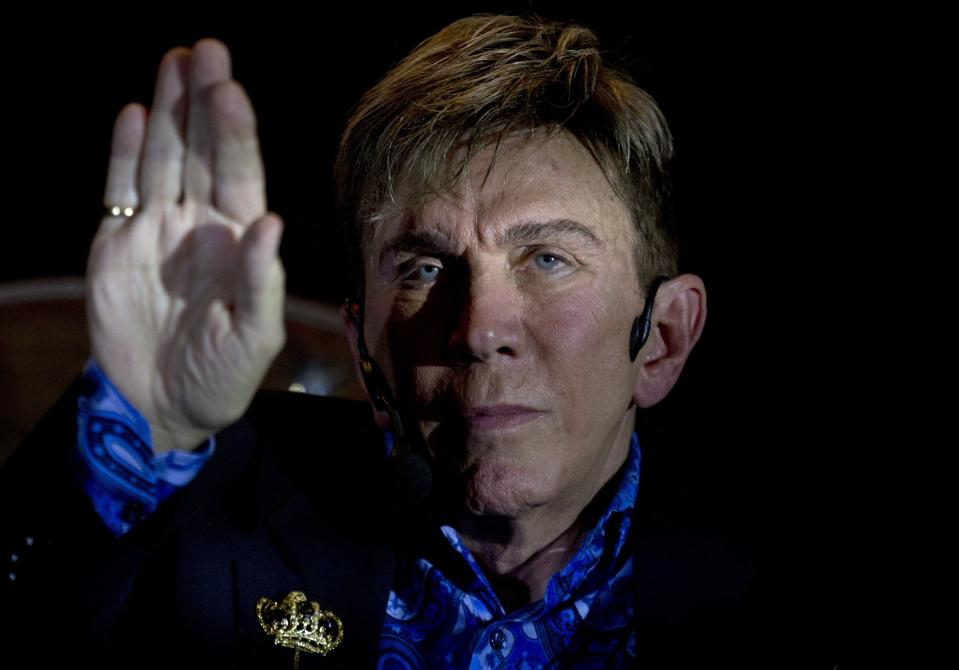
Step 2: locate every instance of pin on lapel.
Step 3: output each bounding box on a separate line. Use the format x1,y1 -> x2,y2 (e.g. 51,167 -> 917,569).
256,591 -> 344,668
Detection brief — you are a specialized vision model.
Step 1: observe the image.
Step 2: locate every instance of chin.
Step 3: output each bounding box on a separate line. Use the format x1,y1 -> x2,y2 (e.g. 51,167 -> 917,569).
459,458 -> 551,519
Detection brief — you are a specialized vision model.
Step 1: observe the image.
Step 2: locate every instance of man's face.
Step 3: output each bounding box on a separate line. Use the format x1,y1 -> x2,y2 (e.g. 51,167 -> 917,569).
360,131 -> 646,521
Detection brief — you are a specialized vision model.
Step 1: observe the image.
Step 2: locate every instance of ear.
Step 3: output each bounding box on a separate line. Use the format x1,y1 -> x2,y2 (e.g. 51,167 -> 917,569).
340,302 -> 393,431
633,274 -> 707,408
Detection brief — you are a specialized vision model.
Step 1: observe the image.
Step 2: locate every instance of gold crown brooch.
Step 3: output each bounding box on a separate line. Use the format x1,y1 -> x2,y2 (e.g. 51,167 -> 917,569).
256,591 -> 343,668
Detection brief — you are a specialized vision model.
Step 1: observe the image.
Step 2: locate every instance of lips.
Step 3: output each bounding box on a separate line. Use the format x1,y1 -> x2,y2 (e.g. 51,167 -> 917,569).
460,405 -> 547,430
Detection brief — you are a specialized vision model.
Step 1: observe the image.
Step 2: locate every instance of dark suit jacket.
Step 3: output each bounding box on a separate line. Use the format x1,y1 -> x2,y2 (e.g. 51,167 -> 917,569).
1,382 -> 854,668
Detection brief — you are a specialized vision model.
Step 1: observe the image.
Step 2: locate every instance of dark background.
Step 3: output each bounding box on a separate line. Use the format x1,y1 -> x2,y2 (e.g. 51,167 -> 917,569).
2,4 -> 888,551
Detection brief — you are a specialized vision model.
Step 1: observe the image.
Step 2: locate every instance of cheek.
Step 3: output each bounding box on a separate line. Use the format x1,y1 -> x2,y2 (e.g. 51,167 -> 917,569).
534,284 -> 632,370
366,292 -> 454,395
530,282 -> 638,423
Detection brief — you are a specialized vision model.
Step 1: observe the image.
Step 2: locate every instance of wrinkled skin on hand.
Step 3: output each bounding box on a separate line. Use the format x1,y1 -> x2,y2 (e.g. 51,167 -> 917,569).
88,40 -> 285,453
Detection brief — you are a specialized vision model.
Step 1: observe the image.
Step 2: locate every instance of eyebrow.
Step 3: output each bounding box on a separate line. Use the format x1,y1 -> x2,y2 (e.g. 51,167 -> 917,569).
497,219 -> 603,248
379,229 -> 460,268
378,218 -> 603,268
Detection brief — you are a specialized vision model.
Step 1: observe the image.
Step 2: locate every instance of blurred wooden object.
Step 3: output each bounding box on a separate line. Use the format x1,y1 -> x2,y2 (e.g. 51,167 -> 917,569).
0,277 -> 365,464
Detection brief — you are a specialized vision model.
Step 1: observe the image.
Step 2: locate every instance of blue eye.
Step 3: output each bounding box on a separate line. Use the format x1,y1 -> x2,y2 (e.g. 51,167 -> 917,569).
411,264 -> 440,282
534,253 -> 564,270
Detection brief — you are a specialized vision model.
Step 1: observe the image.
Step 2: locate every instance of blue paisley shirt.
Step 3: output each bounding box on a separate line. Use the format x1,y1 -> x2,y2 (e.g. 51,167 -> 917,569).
74,361 -> 215,536
75,361 -> 639,667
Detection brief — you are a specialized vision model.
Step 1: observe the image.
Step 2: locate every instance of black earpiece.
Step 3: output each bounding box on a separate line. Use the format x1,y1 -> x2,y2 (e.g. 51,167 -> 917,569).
629,276 -> 669,362
345,300 -> 432,506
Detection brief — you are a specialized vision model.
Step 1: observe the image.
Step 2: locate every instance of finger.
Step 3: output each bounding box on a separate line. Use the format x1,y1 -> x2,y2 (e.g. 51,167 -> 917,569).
183,39 -> 232,205
234,213 -> 285,346
101,103 -> 145,236
209,81 -> 266,223
140,46 -> 190,204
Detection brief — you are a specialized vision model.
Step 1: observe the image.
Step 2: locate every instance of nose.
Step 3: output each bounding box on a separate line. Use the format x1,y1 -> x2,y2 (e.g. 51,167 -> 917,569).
446,269 -> 523,365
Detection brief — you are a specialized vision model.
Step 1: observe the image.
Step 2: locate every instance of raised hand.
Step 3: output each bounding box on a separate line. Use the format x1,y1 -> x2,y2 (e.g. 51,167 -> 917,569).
87,40 -> 285,453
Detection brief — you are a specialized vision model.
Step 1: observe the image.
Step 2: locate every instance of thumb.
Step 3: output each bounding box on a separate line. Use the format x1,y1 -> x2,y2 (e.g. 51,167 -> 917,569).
234,213 -> 285,340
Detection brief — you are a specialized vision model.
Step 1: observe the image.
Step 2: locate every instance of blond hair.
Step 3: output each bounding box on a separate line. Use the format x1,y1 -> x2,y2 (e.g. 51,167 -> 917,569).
335,13 -> 678,287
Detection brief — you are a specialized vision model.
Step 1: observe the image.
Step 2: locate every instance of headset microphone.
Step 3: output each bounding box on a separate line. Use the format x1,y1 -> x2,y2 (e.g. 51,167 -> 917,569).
346,301 -> 432,506
630,276 -> 669,362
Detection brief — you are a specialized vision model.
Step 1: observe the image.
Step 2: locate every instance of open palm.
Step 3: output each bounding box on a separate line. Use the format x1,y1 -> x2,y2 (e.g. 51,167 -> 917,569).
87,40 -> 285,453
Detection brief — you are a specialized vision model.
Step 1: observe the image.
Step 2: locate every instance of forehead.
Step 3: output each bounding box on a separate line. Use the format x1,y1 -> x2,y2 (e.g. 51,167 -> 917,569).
369,130 -> 634,254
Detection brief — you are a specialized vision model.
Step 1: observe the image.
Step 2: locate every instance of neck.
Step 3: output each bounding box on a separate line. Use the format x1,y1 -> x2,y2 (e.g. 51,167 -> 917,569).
453,412 -> 634,611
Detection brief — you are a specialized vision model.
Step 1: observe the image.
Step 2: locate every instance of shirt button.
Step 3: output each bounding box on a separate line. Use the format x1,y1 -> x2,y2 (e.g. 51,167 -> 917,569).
489,629 -> 507,650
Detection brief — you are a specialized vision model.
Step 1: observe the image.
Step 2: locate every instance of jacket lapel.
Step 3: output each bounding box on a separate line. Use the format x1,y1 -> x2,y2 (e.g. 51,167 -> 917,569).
230,490 -> 396,669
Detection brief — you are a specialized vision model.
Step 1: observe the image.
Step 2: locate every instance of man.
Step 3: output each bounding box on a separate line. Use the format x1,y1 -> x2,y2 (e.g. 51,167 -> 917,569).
1,14 -> 841,669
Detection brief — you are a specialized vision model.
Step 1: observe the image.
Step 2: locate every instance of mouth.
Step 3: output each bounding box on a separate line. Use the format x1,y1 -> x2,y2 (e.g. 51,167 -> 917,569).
459,405 -> 548,431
